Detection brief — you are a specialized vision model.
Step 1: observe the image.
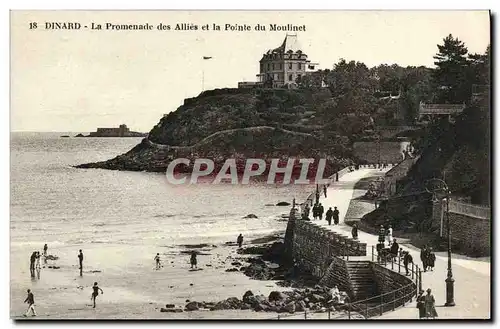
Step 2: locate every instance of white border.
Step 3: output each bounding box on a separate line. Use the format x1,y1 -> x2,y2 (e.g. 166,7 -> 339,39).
3,1 -> 498,329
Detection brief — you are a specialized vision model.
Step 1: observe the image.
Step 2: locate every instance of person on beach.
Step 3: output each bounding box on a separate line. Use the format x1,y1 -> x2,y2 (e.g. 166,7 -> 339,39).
318,203 -> 324,220
403,251 -> 413,276
333,207 -> 339,225
416,290 -> 426,319
78,250 -> 84,275
424,288 -> 438,319
190,251 -> 197,269
427,248 -> 436,271
35,252 -> 41,270
420,245 -> 428,272
90,282 -> 104,308
29,252 -> 37,277
237,234 -> 244,248
325,207 -> 333,225
386,225 -> 393,246
43,244 -> 48,257
351,223 -> 358,240
323,185 -> 327,198
154,253 -> 161,270
23,289 -> 36,317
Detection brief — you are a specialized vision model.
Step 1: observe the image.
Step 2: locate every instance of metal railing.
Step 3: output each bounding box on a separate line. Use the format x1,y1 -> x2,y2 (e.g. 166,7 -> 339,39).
346,245 -> 421,319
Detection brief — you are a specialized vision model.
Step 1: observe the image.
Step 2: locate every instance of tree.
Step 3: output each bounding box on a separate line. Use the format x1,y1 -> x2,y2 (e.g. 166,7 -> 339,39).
432,34 -> 469,103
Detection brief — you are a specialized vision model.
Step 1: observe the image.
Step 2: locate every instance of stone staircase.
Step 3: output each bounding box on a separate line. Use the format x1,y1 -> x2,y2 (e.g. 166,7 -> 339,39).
345,261 -> 379,302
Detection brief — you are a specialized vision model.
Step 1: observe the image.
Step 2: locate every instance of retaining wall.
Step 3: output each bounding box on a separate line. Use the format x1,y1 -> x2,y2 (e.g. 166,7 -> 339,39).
431,200 -> 491,256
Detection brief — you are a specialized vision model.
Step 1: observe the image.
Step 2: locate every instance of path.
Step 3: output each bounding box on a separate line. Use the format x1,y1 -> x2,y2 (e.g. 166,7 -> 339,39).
311,168 -> 491,319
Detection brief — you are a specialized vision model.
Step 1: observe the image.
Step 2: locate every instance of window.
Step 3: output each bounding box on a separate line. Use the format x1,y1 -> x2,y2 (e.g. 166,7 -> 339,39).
272,63 -> 275,70
278,63 -> 282,70
267,63 -> 270,71
289,74 -> 293,81
297,74 -> 302,80
298,63 -> 302,70
288,62 -> 292,69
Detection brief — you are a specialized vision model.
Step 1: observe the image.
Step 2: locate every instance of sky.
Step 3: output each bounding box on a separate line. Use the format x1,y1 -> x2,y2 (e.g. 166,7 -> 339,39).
10,10 -> 490,132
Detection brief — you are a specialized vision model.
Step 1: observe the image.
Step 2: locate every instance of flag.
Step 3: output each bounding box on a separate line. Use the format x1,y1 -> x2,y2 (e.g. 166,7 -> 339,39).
203,56 -> 212,60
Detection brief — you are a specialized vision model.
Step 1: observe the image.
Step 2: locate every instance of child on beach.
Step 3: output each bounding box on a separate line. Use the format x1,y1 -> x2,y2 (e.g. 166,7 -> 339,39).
154,253 -> 161,270
90,282 -> 104,308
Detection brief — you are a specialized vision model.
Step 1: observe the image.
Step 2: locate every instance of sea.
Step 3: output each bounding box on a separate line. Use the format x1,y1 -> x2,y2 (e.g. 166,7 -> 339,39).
10,132 -> 313,249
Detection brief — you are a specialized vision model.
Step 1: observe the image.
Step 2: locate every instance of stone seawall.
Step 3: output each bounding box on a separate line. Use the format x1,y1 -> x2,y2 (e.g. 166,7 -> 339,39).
371,263 -> 415,298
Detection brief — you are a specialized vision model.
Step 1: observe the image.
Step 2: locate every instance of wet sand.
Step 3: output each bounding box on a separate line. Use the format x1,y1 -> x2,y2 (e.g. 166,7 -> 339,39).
10,237 -> 292,319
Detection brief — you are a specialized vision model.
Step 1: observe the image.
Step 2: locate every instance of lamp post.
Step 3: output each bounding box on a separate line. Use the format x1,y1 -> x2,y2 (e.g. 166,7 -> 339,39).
425,178 -> 455,307
315,184 -> 320,205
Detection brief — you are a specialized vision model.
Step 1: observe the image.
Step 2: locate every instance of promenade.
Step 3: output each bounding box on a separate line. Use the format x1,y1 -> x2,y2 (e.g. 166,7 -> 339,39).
311,168 -> 491,320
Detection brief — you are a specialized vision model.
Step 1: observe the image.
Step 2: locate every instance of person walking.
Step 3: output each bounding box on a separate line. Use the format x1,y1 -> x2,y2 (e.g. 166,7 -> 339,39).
351,223 -> 358,240
318,203 -> 324,220
420,246 -> 428,272
323,185 -> 327,198
325,207 -> 333,225
424,288 -> 438,319
312,203 -> 319,220
386,225 -> 393,246
303,204 -> 310,220
23,289 -> 36,317
333,207 -> 340,225
90,282 -> 104,308
43,244 -> 48,257
190,251 -> 197,269
403,251 -> 413,276
416,290 -> 426,319
390,239 -> 399,258
237,234 -> 244,248
154,253 -> 161,270
428,248 -> 436,271
78,250 -> 84,276
378,226 -> 385,245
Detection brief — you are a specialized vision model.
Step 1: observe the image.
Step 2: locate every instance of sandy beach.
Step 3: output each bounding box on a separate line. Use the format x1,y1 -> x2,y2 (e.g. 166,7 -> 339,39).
10,233 -> 300,319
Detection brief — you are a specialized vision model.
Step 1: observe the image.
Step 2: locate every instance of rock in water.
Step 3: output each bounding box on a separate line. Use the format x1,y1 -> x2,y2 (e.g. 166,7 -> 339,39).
276,201 -> 291,206
242,214 -> 258,219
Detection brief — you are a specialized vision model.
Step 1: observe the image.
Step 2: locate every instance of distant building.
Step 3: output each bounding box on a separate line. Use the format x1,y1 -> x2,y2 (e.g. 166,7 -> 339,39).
238,34 -> 317,89
89,124 -> 136,137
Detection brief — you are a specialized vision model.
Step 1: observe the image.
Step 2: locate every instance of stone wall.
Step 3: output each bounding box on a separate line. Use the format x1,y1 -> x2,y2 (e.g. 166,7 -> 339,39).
353,141 -> 410,164
382,157 -> 419,197
431,200 -> 491,256
319,256 -> 353,299
371,263 -> 415,296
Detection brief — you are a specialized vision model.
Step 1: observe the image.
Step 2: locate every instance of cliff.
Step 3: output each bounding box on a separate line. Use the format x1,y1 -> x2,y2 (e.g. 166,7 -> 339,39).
76,87 -> 408,174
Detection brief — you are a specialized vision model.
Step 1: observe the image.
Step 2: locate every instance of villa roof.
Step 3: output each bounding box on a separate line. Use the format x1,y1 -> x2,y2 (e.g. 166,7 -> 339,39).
269,34 -> 303,54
